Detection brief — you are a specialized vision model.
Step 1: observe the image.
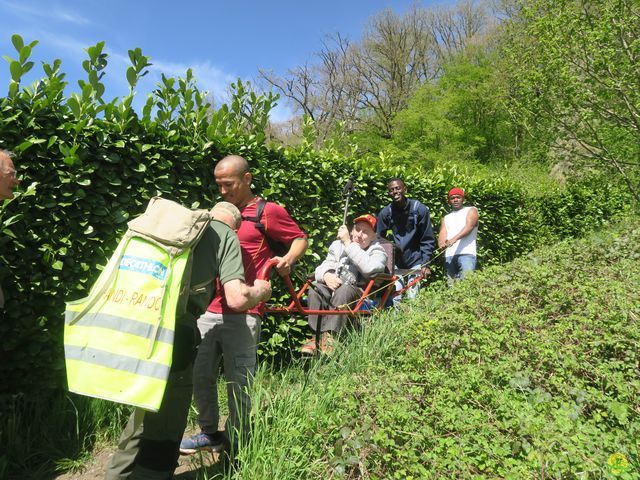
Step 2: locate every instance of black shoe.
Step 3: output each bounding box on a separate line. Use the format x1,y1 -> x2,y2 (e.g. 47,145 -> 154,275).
179,430 -> 228,455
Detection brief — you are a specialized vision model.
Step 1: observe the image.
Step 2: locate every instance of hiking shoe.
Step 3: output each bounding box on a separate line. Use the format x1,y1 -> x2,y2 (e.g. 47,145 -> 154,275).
319,332 -> 335,355
179,431 -> 227,455
300,337 -> 317,355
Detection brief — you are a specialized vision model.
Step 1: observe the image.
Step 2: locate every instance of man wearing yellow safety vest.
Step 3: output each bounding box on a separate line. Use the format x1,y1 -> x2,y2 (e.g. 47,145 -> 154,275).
104,205 -> 272,480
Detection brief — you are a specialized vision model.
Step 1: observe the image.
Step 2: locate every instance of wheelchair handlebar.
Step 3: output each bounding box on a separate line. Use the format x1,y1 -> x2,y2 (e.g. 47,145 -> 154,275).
257,258 -> 280,281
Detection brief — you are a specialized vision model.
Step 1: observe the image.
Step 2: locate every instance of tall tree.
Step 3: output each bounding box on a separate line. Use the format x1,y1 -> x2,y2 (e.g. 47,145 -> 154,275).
260,1 -> 491,144
387,46 -> 514,168
501,0 -> 640,199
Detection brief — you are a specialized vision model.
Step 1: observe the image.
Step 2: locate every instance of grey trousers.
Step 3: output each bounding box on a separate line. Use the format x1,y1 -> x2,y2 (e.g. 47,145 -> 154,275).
307,282 -> 362,333
392,263 -> 422,306
104,365 -> 193,480
192,312 -> 260,444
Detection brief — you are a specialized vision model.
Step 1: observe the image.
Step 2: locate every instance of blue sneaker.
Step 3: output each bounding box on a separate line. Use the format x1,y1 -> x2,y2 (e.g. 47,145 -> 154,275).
179,431 -> 227,455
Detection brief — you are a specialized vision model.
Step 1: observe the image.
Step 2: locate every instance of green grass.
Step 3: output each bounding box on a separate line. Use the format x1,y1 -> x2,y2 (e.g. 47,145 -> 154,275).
0,394 -> 130,479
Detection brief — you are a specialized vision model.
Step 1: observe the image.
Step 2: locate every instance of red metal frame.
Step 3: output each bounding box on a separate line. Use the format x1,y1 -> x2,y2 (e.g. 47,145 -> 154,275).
258,259 -> 422,317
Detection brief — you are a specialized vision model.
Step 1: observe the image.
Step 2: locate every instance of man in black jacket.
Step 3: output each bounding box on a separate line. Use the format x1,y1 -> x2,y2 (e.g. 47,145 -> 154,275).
377,178 -> 435,302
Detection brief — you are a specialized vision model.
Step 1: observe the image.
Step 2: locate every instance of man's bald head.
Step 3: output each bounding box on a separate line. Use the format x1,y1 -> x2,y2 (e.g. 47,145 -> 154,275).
214,155 -> 250,177
213,155 -> 254,207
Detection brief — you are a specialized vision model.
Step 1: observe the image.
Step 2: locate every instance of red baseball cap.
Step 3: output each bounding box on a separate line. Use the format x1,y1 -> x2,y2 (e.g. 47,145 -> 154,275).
448,187 -> 465,198
353,214 -> 377,230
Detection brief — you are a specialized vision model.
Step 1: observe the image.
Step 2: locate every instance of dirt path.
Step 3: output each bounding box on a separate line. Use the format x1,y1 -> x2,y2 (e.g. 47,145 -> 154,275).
54,428 -> 228,480
54,448 -> 224,480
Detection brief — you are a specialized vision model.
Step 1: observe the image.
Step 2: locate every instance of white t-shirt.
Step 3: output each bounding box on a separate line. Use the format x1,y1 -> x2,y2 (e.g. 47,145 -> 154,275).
444,206 -> 478,258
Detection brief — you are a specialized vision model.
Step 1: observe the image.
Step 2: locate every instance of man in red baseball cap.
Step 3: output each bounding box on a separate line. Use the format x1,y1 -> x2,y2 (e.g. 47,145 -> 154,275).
438,187 -> 479,284
301,214 -> 387,354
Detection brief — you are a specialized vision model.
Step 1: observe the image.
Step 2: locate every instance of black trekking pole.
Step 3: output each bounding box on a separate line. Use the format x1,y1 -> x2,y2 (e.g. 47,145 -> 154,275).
342,177 -> 355,226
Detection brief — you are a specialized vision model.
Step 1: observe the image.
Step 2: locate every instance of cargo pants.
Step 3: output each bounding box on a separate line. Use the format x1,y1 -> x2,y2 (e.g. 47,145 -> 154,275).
192,311 -> 260,447
103,363 -> 193,480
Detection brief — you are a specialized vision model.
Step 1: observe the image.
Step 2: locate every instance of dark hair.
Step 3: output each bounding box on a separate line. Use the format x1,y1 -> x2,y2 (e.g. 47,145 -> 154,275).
386,177 -> 405,187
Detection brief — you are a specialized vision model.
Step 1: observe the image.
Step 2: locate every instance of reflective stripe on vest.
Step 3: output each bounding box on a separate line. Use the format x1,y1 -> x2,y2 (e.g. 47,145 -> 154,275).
64,235 -> 189,412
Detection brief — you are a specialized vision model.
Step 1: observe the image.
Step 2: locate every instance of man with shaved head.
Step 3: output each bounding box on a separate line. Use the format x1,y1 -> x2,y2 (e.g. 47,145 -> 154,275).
0,149 -> 20,319
181,154 -> 308,455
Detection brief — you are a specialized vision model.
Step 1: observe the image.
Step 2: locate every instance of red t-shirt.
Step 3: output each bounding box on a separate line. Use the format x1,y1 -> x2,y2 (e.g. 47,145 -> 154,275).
207,198 -> 307,316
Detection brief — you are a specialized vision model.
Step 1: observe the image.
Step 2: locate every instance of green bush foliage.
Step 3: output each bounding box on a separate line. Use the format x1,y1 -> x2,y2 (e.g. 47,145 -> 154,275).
352,222 -> 640,478
383,48 -> 515,168
500,0 -> 640,200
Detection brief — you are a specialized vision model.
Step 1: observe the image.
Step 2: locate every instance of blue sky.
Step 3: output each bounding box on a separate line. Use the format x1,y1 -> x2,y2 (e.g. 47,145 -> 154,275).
0,0 -> 448,121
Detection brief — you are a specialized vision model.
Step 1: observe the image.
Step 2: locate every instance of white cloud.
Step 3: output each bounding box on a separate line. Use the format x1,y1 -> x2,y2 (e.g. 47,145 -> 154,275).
52,8 -> 90,26
150,58 -> 237,104
38,31 -> 93,58
0,0 -> 91,25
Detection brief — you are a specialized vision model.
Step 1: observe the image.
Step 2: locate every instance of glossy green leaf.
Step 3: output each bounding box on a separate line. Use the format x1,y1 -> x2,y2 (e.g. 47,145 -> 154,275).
11,34 -> 24,52
126,66 -> 136,88
9,60 -> 21,82
19,45 -> 31,64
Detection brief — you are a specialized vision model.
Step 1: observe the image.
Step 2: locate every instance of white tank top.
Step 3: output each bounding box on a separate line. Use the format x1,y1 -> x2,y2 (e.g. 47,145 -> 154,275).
444,206 -> 478,258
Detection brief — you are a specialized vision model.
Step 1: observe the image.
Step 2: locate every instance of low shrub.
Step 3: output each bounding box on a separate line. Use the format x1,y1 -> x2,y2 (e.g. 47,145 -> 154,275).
358,220 -> 640,478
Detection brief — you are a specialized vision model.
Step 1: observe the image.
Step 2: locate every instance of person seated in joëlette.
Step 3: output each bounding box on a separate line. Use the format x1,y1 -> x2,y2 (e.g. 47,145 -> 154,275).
301,214 -> 387,355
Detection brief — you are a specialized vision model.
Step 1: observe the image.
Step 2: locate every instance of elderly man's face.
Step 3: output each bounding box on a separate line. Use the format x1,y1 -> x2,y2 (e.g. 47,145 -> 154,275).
0,154 -> 19,200
351,221 -> 376,249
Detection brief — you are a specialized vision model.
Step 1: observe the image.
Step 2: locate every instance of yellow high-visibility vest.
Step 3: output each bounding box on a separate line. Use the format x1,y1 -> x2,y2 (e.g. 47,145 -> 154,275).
64,198 -> 209,412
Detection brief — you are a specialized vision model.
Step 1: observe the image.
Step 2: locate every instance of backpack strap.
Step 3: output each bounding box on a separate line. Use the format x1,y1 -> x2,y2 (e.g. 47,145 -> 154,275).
381,204 -> 391,223
242,198 -> 268,233
242,199 -> 291,257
